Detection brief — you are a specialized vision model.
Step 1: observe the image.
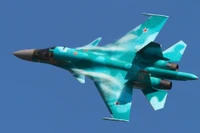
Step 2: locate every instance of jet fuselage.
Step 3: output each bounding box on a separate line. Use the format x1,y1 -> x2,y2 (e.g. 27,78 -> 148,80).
13,46 -> 197,84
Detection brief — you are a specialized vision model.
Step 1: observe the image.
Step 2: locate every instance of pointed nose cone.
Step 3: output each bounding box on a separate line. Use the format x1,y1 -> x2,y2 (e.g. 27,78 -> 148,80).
13,49 -> 35,61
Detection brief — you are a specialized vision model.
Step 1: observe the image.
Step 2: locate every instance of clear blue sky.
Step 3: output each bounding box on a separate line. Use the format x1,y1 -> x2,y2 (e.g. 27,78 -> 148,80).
0,0 -> 199,132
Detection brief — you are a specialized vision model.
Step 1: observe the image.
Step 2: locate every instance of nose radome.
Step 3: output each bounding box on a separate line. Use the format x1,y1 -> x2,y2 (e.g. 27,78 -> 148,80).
13,49 -> 35,61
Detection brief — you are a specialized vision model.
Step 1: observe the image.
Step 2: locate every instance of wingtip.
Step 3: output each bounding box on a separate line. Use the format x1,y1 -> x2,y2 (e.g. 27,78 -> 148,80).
178,40 -> 187,47
142,13 -> 169,18
102,117 -> 129,122
97,37 -> 102,40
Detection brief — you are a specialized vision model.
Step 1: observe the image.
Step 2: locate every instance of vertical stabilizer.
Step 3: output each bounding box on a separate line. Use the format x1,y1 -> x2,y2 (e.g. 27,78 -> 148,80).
142,89 -> 168,110
163,40 -> 187,62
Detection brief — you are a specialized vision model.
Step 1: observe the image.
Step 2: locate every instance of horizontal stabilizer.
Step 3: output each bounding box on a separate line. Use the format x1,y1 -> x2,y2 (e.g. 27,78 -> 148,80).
135,70 -> 168,110
142,89 -> 168,110
137,42 -> 169,60
163,40 -> 187,62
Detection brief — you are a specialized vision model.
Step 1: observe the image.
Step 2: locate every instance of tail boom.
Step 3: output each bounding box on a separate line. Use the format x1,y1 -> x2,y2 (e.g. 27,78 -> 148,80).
145,67 -> 198,80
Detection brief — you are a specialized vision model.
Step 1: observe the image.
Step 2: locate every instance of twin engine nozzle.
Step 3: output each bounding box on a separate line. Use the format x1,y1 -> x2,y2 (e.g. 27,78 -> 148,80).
150,77 -> 172,90
154,60 -> 179,71
166,62 -> 179,71
133,76 -> 172,90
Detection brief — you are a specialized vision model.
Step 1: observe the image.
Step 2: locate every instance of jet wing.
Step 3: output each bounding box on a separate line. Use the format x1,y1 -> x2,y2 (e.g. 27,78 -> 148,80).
107,13 -> 169,52
94,78 -> 133,122
71,67 -> 133,122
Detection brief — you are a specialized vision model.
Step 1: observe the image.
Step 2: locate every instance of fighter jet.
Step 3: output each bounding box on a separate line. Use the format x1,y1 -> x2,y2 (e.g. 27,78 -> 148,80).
13,13 -> 198,122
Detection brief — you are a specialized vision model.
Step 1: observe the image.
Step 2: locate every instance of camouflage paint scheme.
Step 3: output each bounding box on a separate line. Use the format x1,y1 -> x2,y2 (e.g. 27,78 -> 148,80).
13,13 -> 198,122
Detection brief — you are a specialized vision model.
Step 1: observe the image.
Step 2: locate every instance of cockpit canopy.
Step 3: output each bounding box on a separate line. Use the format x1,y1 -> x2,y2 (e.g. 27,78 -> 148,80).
33,46 -> 55,60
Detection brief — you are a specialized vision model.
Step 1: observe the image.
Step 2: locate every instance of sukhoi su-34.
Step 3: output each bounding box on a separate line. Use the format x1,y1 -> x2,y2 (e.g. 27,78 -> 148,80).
13,13 -> 198,122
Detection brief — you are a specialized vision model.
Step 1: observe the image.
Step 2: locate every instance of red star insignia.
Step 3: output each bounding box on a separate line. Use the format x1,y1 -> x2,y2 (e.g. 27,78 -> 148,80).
116,101 -> 120,105
143,28 -> 148,33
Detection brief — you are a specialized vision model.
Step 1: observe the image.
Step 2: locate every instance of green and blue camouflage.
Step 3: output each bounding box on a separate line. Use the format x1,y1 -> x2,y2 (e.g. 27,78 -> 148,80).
13,13 -> 198,122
